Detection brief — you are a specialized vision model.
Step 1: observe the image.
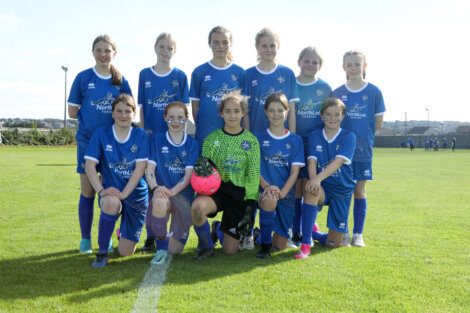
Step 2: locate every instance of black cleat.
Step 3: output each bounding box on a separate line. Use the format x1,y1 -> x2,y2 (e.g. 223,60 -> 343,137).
211,220 -> 221,248
141,237 -> 156,253
256,243 -> 272,259
193,248 -> 215,260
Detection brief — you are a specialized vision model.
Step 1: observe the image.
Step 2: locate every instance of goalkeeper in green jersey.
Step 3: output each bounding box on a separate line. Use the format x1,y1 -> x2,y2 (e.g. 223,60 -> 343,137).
191,90 -> 260,259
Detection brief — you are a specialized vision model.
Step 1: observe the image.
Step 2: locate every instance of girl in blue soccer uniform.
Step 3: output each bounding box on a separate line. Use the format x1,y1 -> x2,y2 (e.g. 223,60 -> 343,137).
295,98 -> 356,259
189,26 -> 246,144
243,28 -> 299,134
68,35 -> 132,254
138,33 -> 189,135
333,50 -> 386,247
254,93 -> 304,258
84,94 -> 149,268
145,102 -> 199,265
292,47 -> 333,246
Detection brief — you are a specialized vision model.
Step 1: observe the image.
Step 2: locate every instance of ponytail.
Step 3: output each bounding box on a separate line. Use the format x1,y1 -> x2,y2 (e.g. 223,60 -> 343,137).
109,64 -> 122,86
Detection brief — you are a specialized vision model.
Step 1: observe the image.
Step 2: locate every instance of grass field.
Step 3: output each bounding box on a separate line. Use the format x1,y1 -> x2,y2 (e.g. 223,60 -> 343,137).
0,146 -> 469,313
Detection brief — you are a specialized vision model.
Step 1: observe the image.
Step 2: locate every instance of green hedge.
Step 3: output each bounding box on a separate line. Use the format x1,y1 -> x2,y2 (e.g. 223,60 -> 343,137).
0,128 -> 76,146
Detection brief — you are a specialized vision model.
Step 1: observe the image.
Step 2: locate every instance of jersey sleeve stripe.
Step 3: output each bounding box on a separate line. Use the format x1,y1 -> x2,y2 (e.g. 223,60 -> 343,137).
336,155 -> 351,164
84,156 -> 99,163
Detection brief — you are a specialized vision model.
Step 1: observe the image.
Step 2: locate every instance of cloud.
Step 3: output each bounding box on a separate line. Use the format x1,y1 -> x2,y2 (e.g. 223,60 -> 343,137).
0,13 -> 22,26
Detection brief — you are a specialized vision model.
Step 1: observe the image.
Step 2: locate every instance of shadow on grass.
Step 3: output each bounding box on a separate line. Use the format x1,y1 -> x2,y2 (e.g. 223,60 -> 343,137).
0,249 -> 151,303
165,243 -> 333,285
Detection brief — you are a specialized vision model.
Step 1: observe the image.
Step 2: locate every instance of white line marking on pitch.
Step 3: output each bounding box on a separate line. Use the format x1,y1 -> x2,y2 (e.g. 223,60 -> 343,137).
130,256 -> 172,313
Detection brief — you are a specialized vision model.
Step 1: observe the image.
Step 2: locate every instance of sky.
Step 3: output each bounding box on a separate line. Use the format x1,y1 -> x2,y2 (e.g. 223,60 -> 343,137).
0,0 -> 469,122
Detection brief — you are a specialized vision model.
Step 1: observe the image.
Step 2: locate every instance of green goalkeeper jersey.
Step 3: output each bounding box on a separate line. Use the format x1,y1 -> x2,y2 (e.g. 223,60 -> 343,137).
202,128 -> 260,201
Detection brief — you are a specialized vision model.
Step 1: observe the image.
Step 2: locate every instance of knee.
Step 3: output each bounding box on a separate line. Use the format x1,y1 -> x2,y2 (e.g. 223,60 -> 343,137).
152,198 -> 169,218
354,189 -> 366,199
303,191 -> 319,204
101,196 -> 121,215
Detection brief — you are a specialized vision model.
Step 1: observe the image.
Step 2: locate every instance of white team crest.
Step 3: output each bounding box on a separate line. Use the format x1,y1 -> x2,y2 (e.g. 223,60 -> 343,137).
277,76 -> 285,84
231,74 -> 238,81
172,80 -> 179,87
145,81 -> 152,88
362,95 -> 368,101
204,75 -> 211,82
181,150 -> 187,158
162,146 -> 169,153
316,89 -> 324,97
336,144 -> 340,151
263,140 -> 270,147
131,144 -> 138,153
286,143 -> 291,150
106,144 -> 113,152
88,83 -> 95,89
315,145 -> 323,152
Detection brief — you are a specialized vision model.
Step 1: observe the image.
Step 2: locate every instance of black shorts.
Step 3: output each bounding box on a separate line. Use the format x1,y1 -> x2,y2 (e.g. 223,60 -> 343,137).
208,181 -> 246,240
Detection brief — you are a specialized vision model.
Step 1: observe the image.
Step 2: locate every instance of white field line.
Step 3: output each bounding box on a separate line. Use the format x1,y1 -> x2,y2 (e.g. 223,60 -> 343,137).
130,255 -> 172,313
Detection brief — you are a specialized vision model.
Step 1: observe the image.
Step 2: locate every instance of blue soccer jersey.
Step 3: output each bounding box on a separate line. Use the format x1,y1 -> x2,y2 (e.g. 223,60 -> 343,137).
255,129 -> 305,197
244,65 -> 299,133
68,67 -> 133,143
307,128 -> 356,198
296,78 -> 332,139
189,61 -> 245,143
85,125 -> 149,203
148,131 -> 200,188
333,82 -> 385,162
138,67 -> 189,135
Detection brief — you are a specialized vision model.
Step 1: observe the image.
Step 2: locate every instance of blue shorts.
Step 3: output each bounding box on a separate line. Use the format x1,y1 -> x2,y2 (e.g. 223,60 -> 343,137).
168,188 -> 194,245
273,193 -> 295,239
352,161 -> 373,181
76,141 -> 88,174
324,192 -> 352,234
118,199 -> 149,243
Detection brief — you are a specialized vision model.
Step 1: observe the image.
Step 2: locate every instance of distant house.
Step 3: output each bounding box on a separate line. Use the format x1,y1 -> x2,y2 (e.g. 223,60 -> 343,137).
408,126 -> 430,135
456,126 -> 470,134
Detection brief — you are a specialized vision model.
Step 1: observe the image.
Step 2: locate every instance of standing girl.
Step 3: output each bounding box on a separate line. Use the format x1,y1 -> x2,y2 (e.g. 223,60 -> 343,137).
190,91 -> 260,259
243,28 -> 299,133
189,26 -> 246,145
254,93 -> 304,258
145,102 -> 199,265
84,94 -> 149,268
138,33 -> 189,135
291,47 -> 333,246
68,35 -> 132,254
138,33 -> 189,252
333,50 -> 386,247
295,98 -> 356,259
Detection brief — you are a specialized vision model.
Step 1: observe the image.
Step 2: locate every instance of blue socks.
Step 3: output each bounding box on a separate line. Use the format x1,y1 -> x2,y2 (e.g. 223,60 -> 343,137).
312,231 -> 328,246
353,198 -> 367,234
194,221 -> 213,250
98,211 -> 118,254
216,223 -> 224,244
156,235 -> 169,251
292,198 -> 302,237
78,194 -> 95,239
301,203 -> 318,245
259,209 -> 275,245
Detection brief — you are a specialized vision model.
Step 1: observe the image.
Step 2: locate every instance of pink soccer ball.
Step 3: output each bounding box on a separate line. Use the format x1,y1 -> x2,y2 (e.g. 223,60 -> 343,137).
190,169 -> 221,196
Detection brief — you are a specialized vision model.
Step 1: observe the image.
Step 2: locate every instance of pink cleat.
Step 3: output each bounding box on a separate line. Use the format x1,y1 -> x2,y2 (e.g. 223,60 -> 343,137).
294,243 -> 311,259
312,223 -> 320,233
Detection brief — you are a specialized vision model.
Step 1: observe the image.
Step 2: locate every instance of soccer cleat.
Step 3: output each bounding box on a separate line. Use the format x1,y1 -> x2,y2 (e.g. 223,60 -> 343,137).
256,243 -> 272,259
141,237 -> 156,253
312,223 -> 320,233
115,228 -> 121,240
253,227 -> 261,245
294,243 -> 311,260
192,248 -> 215,260
108,238 -> 114,253
341,233 -> 351,247
239,236 -> 255,251
210,220 -> 221,248
151,250 -> 168,265
352,233 -> 366,247
92,253 -> 108,268
79,238 -> 93,254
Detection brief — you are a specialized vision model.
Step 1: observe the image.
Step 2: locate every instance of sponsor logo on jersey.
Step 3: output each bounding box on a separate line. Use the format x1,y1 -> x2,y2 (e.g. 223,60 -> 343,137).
90,92 -> 114,114
148,90 -> 176,109
106,144 -> 113,152
223,157 -> 240,173
256,87 -> 281,107
204,75 -> 211,82
145,81 -> 152,88
297,99 -> 322,118
131,144 -> 138,153
162,146 -> 169,153
265,151 -> 288,167
88,83 -> 95,89
262,140 -> 270,147
347,103 -> 367,119
165,156 -> 185,174
206,83 -> 234,103
109,158 -> 135,179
